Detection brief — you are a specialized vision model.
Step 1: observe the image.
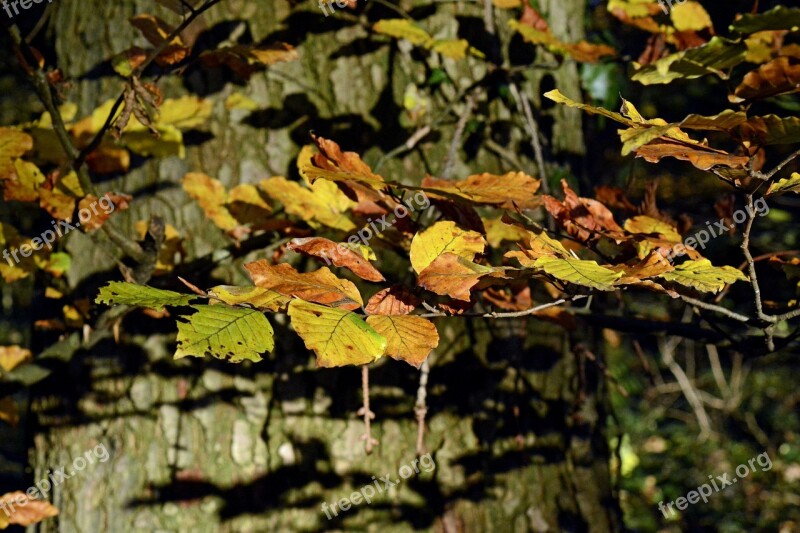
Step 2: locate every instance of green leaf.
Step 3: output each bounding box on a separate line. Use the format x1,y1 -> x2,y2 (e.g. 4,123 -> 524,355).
657,259 -> 748,293
96,281 -> 197,311
729,6 -> 800,35
533,256 -> 623,291
175,305 -> 274,362
631,37 -> 747,85
287,300 -> 386,368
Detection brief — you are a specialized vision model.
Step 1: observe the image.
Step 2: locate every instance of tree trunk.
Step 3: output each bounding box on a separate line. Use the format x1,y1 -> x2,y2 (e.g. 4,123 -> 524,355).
20,1 -> 621,531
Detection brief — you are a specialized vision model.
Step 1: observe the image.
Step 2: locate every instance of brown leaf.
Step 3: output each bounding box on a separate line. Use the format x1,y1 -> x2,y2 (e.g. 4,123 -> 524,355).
306,134 -> 387,191
543,180 -> 626,242
244,260 -> 363,310
0,397 -> 18,427
77,193 -> 131,232
634,139 -> 749,171
287,237 -> 385,282
594,186 -> 637,212
734,56 -> 800,102
422,171 -> 541,209
365,286 -> 421,315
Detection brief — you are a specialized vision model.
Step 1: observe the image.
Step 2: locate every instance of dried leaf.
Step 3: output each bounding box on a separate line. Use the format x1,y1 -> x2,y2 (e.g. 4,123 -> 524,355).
244,260 -> 363,310
287,237 -> 384,282
365,286 -> 421,315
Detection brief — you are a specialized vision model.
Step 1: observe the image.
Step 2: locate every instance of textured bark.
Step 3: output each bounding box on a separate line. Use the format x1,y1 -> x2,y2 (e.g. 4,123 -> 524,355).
18,1 -> 620,531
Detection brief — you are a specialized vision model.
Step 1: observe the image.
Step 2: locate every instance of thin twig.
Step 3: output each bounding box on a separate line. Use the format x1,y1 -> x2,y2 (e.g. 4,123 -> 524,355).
358,366 -> 378,454
418,294 -> 589,319
679,295 -> 752,323
659,336 -> 713,441
414,359 -> 430,456
441,93 -> 477,179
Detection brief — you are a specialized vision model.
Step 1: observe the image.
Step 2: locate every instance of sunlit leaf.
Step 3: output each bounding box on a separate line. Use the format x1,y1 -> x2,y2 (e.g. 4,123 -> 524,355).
410,220 -> 486,274
175,305 -> 274,362
417,253 -> 503,301
0,491 -> 58,527
365,286 -> 421,315
657,258 -> 748,293
767,172 -> 800,196
373,19 -> 434,47
533,256 -> 622,291
244,260 -> 363,310
288,300 -> 386,368
366,315 -> 439,368
287,237 -> 385,282
0,346 -> 32,373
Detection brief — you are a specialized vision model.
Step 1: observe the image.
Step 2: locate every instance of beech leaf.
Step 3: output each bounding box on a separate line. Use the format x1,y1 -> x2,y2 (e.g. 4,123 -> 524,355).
288,300 -> 387,368
175,305 -> 274,362
96,282 -> 197,311
244,261 -> 363,310
366,315 -> 439,368
657,258 -> 748,293
533,256 -> 623,291
410,220 -> 486,274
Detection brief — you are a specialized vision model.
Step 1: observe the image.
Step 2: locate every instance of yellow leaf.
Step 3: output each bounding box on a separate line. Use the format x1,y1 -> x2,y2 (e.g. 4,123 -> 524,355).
483,218 -> 529,248
288,300 -> 387,368
624,215 -> 681,242
657,258 -> 748,293
410,220 -> 486,274
207,285 -> 290,312
767,172 -> 800,196
533,256 -> 623,291
492,0 -> 521,7
670,1 -> 713,32
373,19 -> 434,47
4,159 -> 44,202
366,315 -> 439,368
423,171 -> 541,209
504,227 -> 569,266
0,346 -> 32,372
0,128 -> 33,179
260,176 -> 356,231
433,39 -> 469,60
182,173 -> 240,232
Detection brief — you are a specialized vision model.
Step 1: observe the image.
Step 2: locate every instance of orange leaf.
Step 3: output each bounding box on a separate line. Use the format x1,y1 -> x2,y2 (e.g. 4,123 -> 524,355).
287,237 -> 385,282
733,56 -> 800,102
0,491 -> 59,526
244,261 -> 363,310
365,286 -> 421,315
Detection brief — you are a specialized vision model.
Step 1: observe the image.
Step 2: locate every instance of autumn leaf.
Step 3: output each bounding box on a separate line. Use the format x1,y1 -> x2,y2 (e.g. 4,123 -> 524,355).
733,56 -> 800,102
766,172 -> 800,196
729,5 -> 800,35
77,193 -> 131,232
175,305 -> 274,362
533,256 -> 623,291
0,346 -> 32,373
0,397 -> 19,427
200,43 -> 298,78
287,237 -> 385,282
422,171 -> 541,209
0,128 -> 33,179
208,285 -> 290,312
260,176 -> 356,231
288,300 -> 387,368
410,220 -> 486,274
4,159 -> 45,202
417,253 -> 504,301
96,281 -> 197,311
631,37 -> 747,85
365,286 -> 421,315
366,315 -> 439,368
0,491 -> 58,527
509,20 -> 615,63
633,139 -> 749,171
657,258 -> 748,293
373,19 -> 435,47
129,14 -> 189,66
303,135 -> 387,192
244,260 -> 363,310
542,180 -> 626,242
182,173 -> 240,233
504,225 -> 570,267
670,2 -> 713,32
